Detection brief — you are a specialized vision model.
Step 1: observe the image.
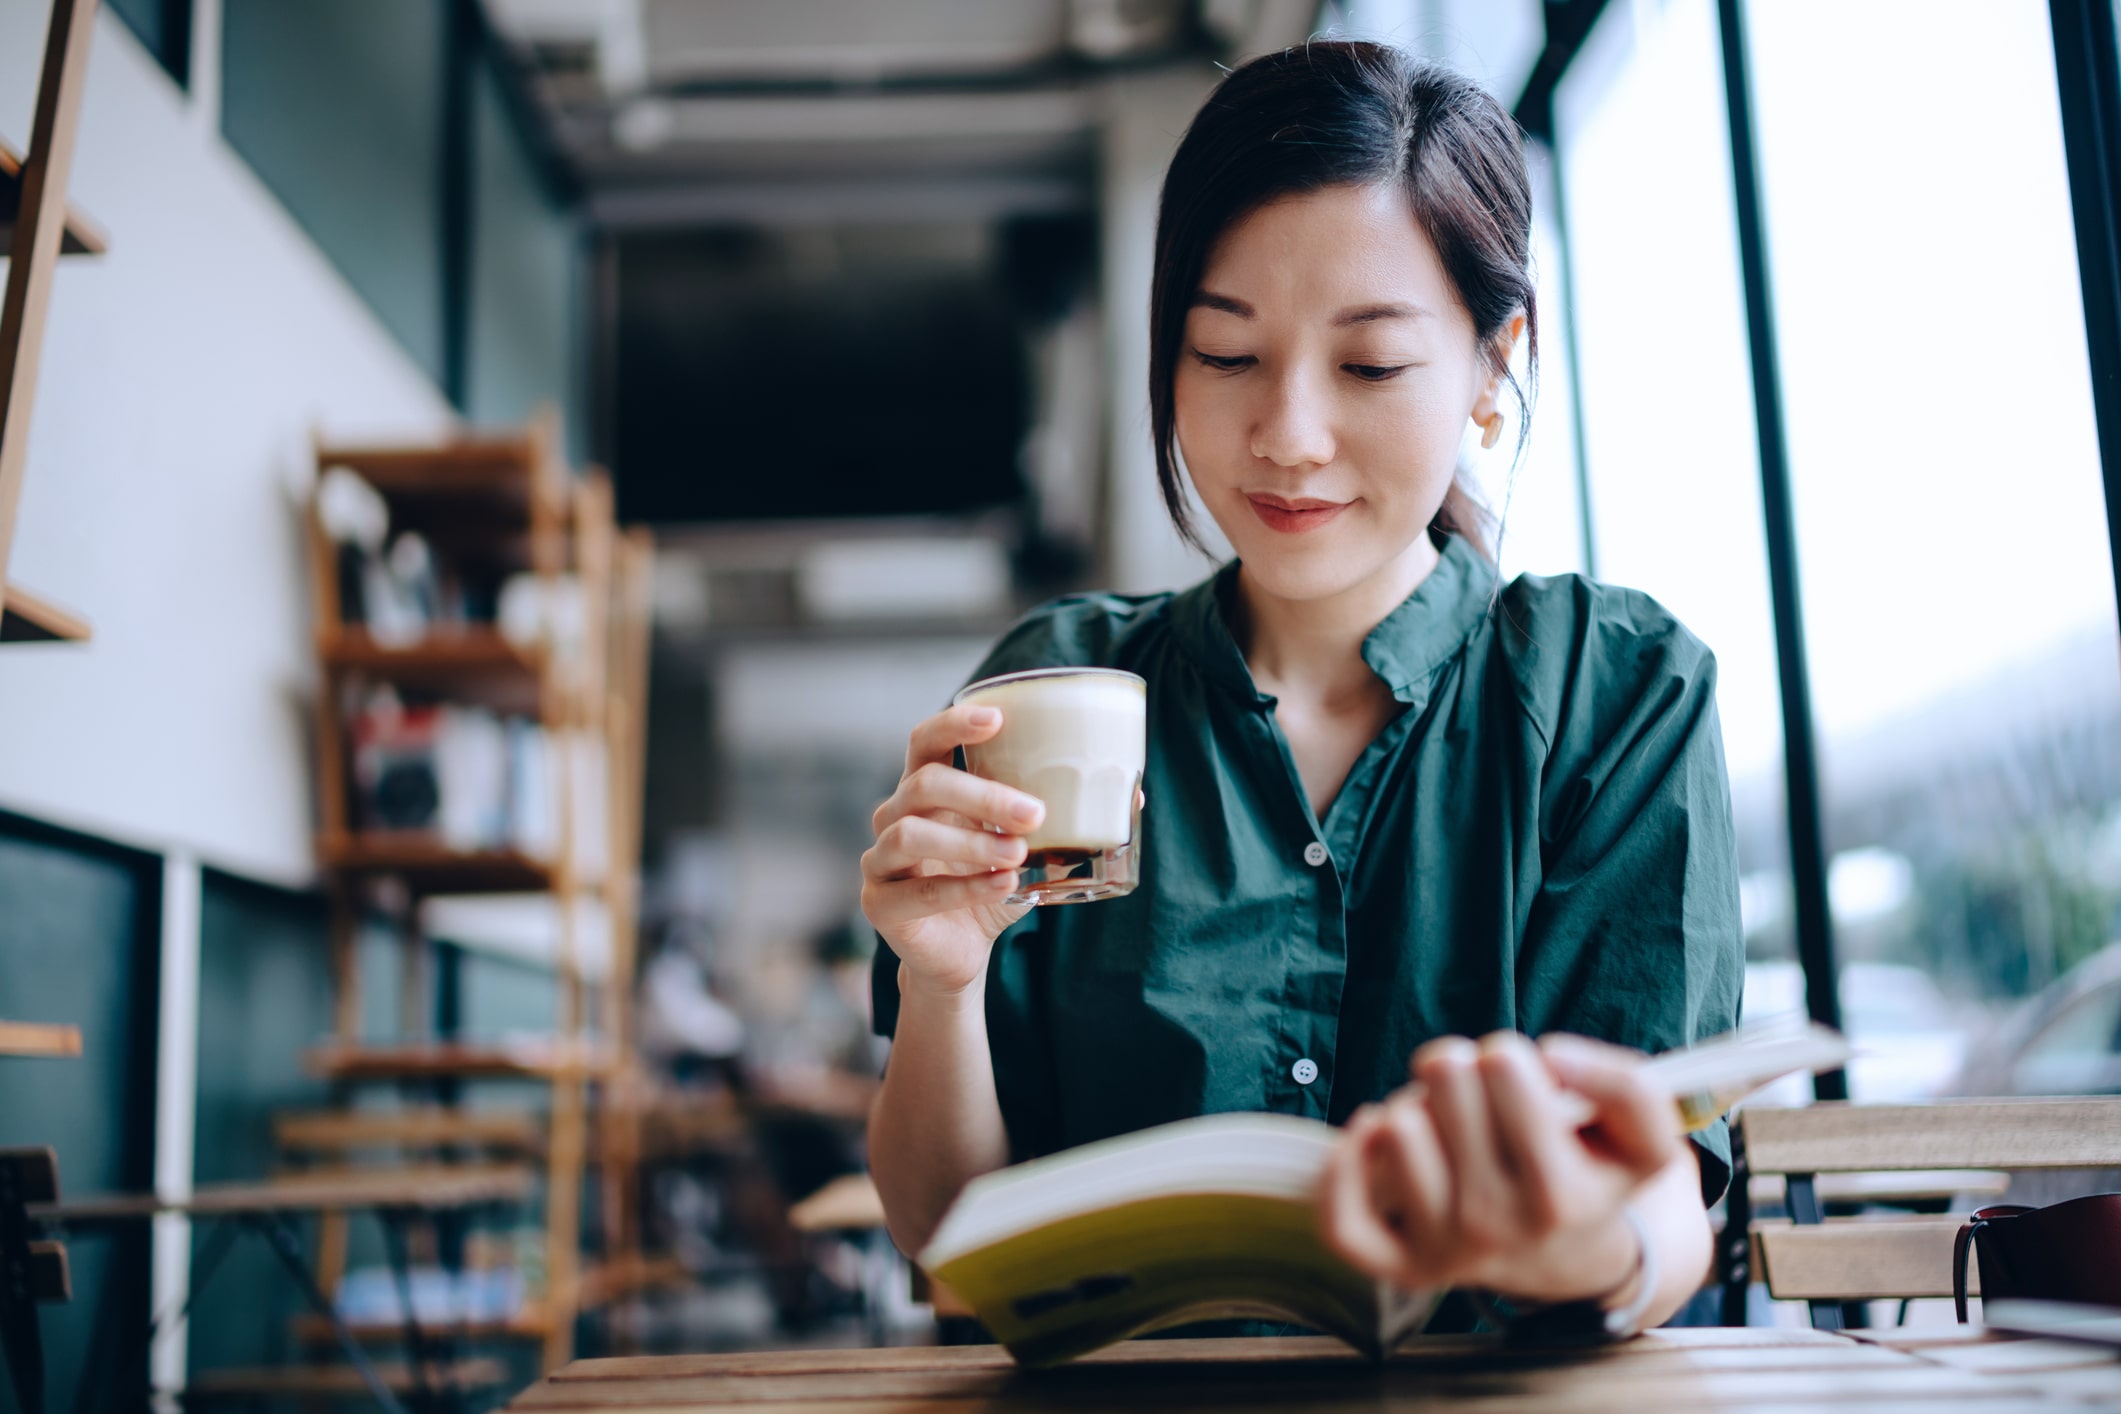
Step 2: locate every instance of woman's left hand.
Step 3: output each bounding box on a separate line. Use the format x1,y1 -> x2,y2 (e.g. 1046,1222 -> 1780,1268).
1316,1031 -> 1680,1303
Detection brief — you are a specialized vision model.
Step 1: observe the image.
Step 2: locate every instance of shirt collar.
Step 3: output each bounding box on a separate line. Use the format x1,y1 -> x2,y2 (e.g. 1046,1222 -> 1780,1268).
1169,534 -> 1497,707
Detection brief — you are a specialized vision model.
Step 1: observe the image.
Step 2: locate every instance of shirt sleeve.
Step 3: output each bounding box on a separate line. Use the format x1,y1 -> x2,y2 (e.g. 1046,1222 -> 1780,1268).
868,595 -> 1111,1046
1511,585 -> 1748,1208
867,592 -> 1143,1156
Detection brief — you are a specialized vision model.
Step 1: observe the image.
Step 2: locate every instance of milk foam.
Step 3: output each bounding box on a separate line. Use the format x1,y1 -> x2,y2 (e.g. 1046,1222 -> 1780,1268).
961,672 -> 1145,852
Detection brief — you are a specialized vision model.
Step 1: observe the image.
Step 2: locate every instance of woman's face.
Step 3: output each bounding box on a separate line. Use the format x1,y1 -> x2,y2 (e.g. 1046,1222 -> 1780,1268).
1174,181 -> 1508,606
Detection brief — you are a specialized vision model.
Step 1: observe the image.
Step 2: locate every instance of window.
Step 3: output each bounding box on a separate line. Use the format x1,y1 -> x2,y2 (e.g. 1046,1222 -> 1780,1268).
1481,141 -> 1589,582
1747,0 -> 2121,1098
1554,0 -> 1797,1013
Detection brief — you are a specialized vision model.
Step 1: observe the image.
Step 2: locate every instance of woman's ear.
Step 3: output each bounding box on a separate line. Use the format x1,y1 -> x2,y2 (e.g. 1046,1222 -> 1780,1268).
1468,310 -> 1529,432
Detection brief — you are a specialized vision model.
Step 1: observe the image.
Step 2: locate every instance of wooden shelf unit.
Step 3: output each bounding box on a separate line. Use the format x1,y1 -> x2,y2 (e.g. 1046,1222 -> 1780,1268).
299,411 -> 653,1376
0,1 -> 104,651
318,624 -> 550,713
316,833 -> 557,894
304,1041 -> 619,1085
273,1106 -> 544,1155
293,1305 -> 559,1348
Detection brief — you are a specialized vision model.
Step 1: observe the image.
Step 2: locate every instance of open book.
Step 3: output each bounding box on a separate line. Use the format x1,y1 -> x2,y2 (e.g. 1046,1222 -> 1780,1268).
919,1020 -> 1851,1367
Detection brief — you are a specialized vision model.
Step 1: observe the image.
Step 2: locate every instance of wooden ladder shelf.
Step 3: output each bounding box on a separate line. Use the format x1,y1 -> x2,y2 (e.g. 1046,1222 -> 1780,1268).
0,0 -> 104,646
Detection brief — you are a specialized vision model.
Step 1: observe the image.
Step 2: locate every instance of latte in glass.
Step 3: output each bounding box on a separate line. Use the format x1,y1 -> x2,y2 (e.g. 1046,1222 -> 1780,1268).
954,667 -> 1146,905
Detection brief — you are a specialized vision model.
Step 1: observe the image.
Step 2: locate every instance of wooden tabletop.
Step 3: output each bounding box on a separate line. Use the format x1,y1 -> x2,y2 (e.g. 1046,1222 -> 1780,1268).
35,1163 -> 533,1223
505,1325 -> 2121,1411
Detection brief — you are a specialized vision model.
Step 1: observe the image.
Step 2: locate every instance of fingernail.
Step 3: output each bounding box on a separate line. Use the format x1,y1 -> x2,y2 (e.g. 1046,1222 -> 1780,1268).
1013,798 -> 1044,826
969,707 -> 1000,727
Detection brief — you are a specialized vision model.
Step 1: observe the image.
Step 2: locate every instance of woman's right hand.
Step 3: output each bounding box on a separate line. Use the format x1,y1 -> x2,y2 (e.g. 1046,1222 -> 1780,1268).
861,702 -> 1044,998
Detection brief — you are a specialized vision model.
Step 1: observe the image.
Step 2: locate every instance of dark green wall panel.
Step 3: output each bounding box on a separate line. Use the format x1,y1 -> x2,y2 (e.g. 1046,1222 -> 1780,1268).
467,58 -> 582,442
0,816 -> 158,1414
185,871 -> 334,1378
108,0 -> 191,85
220,0 -> 449,382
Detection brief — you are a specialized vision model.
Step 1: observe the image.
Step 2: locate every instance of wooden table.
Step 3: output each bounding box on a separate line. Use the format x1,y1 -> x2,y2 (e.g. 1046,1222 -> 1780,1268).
34,1165 -> 534,1414
505,1325 -> 2121,1411
29,1163 -> 531,1223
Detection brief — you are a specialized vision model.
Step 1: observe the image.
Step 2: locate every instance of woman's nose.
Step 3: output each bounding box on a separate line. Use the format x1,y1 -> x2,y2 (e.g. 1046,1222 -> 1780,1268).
1248,368 -> 1335,469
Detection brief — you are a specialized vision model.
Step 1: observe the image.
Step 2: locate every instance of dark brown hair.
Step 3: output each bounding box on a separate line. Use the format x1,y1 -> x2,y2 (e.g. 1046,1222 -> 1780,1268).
1148,41 -> 1537,557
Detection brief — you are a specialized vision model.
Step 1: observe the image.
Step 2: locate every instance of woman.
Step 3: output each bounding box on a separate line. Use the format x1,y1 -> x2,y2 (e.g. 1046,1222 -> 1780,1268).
860,40 -> 1742,1336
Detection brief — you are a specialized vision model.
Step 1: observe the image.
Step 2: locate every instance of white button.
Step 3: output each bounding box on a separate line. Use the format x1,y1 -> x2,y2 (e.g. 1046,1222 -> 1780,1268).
1292,1058 -> 1319,1085
1302,841 -> 1329,867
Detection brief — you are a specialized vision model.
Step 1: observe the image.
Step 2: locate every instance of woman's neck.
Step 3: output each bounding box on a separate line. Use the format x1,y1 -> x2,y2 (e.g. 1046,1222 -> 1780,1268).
1234,533 -> 1443,699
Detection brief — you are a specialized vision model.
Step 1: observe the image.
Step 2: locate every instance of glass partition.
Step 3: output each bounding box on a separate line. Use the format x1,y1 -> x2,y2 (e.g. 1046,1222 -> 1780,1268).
1555,0 -> 1797,1044
1746,0 -> 2121,1100
1481,141 -> 1590,582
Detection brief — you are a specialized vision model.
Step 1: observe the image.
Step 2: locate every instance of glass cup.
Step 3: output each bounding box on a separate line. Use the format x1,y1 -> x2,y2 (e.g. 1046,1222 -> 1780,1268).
952,667 -> 1146,906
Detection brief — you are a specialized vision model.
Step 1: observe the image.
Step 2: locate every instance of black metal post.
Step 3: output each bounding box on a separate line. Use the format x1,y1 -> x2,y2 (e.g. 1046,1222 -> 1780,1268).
1514,0 -> 1617,142
1714,0 -> 1845,1095
252,1213 -> 412,1414
2050,0 -> 2121,632
381,1210 -> 441,1414
0,1156 -> 45,1414
1718,1122 -> 1753,1325
1539,140 -> 1600,578
439,0 -> 478,410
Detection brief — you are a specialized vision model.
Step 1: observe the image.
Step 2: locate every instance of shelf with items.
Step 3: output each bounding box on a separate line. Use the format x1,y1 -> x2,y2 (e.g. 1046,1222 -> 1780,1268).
318,624 -> 551,714
297,410 -> 651,1375
304,1040 -> 620,1085
293,1304 -> 558,1348
273,1106 -> 545,1155
316,833 -> 558,895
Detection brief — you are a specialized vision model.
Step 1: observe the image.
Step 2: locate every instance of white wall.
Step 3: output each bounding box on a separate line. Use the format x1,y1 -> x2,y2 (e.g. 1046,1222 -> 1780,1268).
0,2 -> 452,885
1096,65 -> 1228,597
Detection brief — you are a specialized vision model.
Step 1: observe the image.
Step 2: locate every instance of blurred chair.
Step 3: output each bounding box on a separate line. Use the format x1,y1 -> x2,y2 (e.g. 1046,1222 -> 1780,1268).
788,1173 -> 898,1346
1730,1097 -> 2121,1329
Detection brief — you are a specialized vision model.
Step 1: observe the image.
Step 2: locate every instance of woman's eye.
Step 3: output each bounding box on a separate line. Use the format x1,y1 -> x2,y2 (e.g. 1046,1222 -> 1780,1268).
1345,363 -> 1411,382
1190,350 -> 1253,372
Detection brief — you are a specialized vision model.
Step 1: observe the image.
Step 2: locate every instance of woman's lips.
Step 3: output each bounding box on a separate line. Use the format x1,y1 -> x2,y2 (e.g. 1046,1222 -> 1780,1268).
1247,495 -> 1351,534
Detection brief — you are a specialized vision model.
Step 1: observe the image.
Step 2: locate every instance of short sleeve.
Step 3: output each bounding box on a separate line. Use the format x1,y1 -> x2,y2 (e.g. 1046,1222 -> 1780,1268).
869,936 -> 903,1042
866,589 -> 1172,1154
1508,581 -> 1747,1207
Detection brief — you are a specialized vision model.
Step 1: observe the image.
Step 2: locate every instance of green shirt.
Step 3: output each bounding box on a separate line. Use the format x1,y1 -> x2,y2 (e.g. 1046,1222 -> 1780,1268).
873,534 -> 1745,1205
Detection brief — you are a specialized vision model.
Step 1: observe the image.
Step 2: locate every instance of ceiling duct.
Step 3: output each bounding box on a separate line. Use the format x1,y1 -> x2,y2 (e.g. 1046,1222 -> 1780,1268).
638,0 -> 1074,87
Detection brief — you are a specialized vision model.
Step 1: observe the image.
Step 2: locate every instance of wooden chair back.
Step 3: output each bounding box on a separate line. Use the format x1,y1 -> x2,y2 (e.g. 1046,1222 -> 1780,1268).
1733,1098 -> 2121,1327
0,1147 -> 68,1302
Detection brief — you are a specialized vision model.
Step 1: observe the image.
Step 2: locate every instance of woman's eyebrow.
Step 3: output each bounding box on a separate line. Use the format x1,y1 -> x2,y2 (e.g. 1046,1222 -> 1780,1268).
1332,302 -> 1431,327
1188,292 -> 1433,326
1191,290 -> 1254,317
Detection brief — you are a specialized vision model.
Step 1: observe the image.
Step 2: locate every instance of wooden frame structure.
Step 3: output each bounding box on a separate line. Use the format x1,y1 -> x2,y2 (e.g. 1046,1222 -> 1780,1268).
0,4 -> 100,1394
296,409 -> 653,1373
0,0 -> 100,645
